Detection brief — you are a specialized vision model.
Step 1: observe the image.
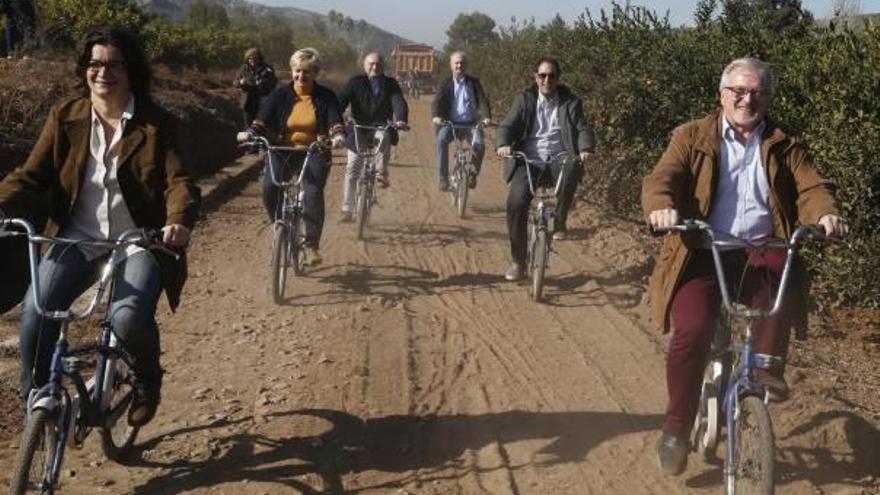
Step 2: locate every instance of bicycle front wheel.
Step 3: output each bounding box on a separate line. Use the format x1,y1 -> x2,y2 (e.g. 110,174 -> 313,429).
529,228 -> 548,302
292,213 -> 306,276
9,408 -> 61,495
99,358 -> 140,461
730,395 -> 775,495
456,171 -> 469,218
271,223 -> 289,304
355,184 -> 369,241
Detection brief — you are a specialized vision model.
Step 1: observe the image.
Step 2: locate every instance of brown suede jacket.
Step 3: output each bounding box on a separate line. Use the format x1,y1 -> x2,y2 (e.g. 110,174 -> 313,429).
0,96 -> 201,310
641,109 -> 839,336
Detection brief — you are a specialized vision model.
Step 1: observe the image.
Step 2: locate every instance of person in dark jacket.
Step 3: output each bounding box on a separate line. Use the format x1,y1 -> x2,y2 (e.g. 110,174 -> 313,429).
496,57 -> 595,281
238,48 -> 345,266
336,51 -> 408,222
2,0 -> 35,57
432,50 -> 491,191
233,47 -> 277,127
0,27 -> 200,427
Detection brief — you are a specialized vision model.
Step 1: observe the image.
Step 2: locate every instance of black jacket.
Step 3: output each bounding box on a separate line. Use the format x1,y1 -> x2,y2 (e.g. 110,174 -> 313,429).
431,75 -> 491,122
234,62 -> 277,113
496,85 -> 595,182
338,75 -> 408,125
250,82 -> 343,144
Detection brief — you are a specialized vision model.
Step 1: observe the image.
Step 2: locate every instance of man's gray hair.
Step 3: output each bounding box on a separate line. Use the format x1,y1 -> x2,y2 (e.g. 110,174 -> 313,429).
450,50 -> 467,61
363,51 -> 384,63
719,57 -> 776,95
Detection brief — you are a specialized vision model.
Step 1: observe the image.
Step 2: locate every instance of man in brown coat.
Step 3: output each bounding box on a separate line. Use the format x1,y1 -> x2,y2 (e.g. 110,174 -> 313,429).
642,57 -> 847,475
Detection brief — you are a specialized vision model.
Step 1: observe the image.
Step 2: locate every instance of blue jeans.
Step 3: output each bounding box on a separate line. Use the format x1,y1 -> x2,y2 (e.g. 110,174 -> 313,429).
261,150 -> 329,248
19,245 -> 162,403
436,123 -> 485,183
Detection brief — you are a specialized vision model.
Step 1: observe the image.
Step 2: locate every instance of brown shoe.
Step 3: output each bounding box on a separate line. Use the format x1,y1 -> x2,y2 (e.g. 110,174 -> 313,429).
754,369 -> 789,402
552,229 -> 567,241
128,385 -> 160,427
303,247 -> 322,267
377,176 -> 390,189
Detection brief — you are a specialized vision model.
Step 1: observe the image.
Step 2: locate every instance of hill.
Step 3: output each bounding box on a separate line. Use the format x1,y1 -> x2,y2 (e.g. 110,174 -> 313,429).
135,0 -> 411,58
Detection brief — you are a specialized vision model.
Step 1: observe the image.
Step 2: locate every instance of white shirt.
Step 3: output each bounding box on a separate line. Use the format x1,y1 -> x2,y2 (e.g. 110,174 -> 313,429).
449,76 -> 475,123
60,97 -> 140,260
708,118 -> 773,240
524,92 -> 565,161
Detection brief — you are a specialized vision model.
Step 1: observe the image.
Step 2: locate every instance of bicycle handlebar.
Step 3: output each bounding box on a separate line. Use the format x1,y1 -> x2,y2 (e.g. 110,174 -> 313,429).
652,219 -> 840,319
0,218 -> 179,321
509,151 -> 578,197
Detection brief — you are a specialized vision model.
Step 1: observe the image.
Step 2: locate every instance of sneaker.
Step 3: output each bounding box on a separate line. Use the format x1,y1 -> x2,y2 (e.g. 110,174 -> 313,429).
339,211 -> 354,223
303,247 -> 322,267
377,176 -> 390,189
552,229 -> 567,241
439,179 -> 450,192
504,262 -> 525,282
754,369 -> 790,402
467,173 -> 477,189
128,383 -> 160,427
657,429 -> 688,475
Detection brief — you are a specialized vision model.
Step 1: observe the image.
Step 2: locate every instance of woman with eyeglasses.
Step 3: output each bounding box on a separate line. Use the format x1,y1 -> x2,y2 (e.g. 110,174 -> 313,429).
0,27 -> 200,427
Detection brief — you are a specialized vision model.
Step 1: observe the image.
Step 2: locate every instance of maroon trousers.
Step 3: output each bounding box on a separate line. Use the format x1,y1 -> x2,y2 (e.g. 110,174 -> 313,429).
664,246 -> 791,437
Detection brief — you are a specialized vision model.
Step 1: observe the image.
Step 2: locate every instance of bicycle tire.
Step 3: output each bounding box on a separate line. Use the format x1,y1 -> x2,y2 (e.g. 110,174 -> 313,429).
9,408 -> 61,495
730,395 -> 775,495
292,213 -> 306,276
456,171 -> 468,218
355,184 -> 368,241
271,223 -> 288,304
99,358 -> 140,462
530,228 -> 548,301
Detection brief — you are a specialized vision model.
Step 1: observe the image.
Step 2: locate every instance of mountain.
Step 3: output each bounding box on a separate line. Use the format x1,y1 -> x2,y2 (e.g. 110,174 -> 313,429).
135,0 -> 411,56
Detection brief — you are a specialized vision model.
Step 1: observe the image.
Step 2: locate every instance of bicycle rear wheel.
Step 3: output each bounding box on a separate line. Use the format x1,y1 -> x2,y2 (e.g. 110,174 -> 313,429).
9,408 -> 61,495
730,395 -> 775,495
291,213 -> 306,276
355,184 -> 369,241
529,228 -> 548,302
99,358 -> 140,461
271,222 -> 289,304
456,170 -> 468,218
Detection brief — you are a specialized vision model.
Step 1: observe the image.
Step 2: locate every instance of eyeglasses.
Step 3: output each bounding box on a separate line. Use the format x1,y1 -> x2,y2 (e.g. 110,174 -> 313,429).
536,72 -> 557,81
85,59 -> 126,73
723,86 -> 767,99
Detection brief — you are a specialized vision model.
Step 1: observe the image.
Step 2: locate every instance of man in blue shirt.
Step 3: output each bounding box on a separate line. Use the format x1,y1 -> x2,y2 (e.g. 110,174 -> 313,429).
431,51 -> 492,191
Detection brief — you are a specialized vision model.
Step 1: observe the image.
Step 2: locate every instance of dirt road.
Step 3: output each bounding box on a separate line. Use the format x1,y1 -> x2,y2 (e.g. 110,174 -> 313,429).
1,99 -> 877,494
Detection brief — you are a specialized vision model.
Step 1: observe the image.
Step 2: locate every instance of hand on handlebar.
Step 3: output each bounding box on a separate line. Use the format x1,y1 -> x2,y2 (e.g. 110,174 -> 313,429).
818,214 -> 848,239
394,121 -> 409,131
236,131 -> 253,144
496,146 -> 512,158
648,208 -> 680,230
162,224 -> 190,249
431,117 -> 442,125
331,134 -> 345,149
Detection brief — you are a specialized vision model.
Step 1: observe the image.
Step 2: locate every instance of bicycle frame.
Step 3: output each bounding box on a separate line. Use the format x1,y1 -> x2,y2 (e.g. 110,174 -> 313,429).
3,218 -> 178,490
511,151 -> 573,233
657,219 -> 829,494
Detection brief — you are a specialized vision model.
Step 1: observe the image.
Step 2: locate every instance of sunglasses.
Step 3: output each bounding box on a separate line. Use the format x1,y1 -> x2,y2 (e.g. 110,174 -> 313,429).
85,59 -> 126,73
536,72 -> 558,81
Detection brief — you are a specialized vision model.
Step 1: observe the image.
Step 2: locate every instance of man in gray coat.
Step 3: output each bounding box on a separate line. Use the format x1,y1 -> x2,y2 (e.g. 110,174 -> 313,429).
496,57 -> 595,280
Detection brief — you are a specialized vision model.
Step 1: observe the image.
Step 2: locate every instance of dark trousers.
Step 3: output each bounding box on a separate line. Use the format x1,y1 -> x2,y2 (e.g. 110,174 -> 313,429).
664,247 -> 791,436
262,151 -> 329,248
19,246 -> 162,403
435,123 -> 485,182
506,161 -> 583,265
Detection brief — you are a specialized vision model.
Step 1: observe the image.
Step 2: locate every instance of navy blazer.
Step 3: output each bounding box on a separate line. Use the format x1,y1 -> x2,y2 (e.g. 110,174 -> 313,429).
337,75 -> 408,125
431,75 -> 491,122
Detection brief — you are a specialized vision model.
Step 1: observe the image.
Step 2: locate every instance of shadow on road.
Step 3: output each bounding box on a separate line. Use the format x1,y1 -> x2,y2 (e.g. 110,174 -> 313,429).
128,409 -> 663,494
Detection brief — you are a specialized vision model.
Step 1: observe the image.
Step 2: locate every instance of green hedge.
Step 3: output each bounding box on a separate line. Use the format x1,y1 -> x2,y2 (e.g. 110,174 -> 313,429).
469,4 -> 880,308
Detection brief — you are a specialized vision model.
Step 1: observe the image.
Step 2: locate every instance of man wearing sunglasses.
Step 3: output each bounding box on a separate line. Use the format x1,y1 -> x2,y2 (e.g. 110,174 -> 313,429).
643,57 -> 848,476
496,57 -> 595,281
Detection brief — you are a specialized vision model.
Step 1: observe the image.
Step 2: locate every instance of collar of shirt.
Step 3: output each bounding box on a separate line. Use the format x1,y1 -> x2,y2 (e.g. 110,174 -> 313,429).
537,91 -> 558,107
721,116 -> 765,146
90,95 -> 135,156
369,76 -> 382,96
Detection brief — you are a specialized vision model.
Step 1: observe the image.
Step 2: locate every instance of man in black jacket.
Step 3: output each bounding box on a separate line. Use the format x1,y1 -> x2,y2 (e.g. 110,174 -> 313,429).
496,57 -> 595,281
337,52 -> 408,222
431,51 -> 491,191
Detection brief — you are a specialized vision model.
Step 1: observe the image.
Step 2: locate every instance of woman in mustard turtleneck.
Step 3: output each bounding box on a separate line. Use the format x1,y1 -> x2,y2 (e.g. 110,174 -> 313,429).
238,48 -> 344,266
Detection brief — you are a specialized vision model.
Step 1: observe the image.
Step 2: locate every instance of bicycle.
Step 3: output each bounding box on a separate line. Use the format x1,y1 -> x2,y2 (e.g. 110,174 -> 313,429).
350,122 -> 405,241
510,151 -> 577,302
440,121 -> 485,219
654,219 -> 836,495
2,218 -> 178,495
244,136 -> 328,304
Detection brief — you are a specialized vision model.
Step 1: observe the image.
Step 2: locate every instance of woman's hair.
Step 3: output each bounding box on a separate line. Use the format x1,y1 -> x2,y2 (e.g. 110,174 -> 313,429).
76,27 -> 152,102
244,47 -> 263,63
290,48 -> 320,73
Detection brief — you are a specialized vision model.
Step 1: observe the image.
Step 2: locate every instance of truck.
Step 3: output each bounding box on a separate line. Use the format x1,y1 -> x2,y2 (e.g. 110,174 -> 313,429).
391,43 -> 437,97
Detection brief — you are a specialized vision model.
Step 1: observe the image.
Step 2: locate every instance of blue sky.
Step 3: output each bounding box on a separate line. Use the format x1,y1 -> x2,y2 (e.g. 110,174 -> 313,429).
258,0 -> 880,48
